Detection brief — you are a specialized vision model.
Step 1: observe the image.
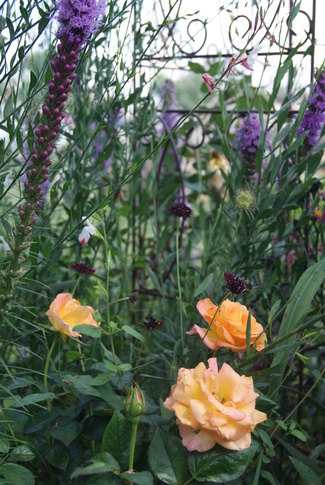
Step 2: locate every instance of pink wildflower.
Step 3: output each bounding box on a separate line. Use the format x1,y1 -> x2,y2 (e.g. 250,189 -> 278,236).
202,73 -> 217,94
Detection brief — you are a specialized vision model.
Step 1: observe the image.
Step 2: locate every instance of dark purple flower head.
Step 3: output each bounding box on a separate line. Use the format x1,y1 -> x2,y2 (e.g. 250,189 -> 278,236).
168,202 -> 192,220
56,0 -> 106,41
72,261 -> 95,274
146,316 -> 163,332
224,272 -> 251,295
297,70 -> 325,148
234,113 -> 272,162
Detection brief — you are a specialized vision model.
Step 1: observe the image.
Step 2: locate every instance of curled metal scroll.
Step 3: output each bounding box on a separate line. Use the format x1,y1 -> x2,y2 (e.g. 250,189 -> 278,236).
228,1 -> 312,53
229,15 -> 253,52
140,16 -> 208,58
175,19 -> 208,56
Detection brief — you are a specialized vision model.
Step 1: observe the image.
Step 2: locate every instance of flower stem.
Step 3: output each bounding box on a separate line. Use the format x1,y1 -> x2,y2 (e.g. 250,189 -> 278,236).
128,417 -> 139,471
44,333 -> 59,411
210,210 -> 243,298
176,219 -> 184,349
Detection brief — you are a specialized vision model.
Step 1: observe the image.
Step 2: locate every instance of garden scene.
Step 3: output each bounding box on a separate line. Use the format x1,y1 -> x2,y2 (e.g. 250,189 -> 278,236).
1,0 -> 325,483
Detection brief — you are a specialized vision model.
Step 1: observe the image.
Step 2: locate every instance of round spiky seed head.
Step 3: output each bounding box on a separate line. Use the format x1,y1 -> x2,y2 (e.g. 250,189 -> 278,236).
235,189 -> 254,211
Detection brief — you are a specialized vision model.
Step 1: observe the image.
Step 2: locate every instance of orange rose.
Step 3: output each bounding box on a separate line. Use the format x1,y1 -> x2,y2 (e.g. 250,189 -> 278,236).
164,358 -> 266,452
187,298 -> 266,352
45,293 -> 99,341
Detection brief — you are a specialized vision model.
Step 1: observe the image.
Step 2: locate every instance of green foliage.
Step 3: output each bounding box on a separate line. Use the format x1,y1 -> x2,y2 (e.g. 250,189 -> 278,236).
0,0 -> 325,483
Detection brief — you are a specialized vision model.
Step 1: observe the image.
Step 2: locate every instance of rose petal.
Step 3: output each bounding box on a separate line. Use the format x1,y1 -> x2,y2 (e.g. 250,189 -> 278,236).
177,421 -> 216,452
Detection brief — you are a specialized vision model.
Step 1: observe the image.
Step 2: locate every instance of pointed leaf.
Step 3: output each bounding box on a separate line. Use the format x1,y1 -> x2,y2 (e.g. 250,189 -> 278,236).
71,452 -> 120,478
193,273 -> 214,299
289,456 -> 321,485
101,411 -> 132,471
188,441 -> 258,482
269,258 -> 325,398
148,429 -> 187,485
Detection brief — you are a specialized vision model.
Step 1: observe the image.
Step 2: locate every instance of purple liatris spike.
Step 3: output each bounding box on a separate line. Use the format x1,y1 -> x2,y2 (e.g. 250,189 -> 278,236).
234,113 -> 271,178
56,0 -> 106,42
297,69 -> 325,148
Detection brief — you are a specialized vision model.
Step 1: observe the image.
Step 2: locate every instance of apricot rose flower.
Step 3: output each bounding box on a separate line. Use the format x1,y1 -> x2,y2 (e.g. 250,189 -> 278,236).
187,298 -> 266,352
164,358 -> 266,452
45,293 -> 99,341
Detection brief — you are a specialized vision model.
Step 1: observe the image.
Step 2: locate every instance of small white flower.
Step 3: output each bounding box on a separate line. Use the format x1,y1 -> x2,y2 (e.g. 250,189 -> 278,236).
239,45 -> 266,71
0,236 -> 10,251
78,217 -> 96,244
4,173 -> 13,187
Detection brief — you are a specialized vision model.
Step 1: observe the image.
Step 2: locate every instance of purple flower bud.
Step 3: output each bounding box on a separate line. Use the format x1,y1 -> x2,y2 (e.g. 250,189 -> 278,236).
58,93 -> 68,103
48,81 -> 56,93
42,104 -> 50,116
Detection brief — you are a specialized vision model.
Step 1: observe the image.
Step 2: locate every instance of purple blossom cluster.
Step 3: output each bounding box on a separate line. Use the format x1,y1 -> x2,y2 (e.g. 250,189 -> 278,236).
297,70 -> 325,147
234,113 -> 272,162
56,0 -> 106,42
72,261 -> 96,274
224,272 -> 252,295
168,202 -> 192,221
146,316 -> 163,332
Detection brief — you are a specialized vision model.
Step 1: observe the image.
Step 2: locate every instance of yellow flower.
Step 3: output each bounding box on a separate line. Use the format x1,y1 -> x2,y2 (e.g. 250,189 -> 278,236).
45,293 -> 99,342
187,298 -> 266,352
207,151 -> 230,193
164,358 -> 266,452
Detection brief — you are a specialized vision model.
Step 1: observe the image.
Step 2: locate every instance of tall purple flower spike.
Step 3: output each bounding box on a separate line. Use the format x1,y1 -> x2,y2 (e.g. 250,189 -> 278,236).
0,0 -> 106,316
297,69 -> 325,148
56,0 -> 106,42
234,113 -> 272,178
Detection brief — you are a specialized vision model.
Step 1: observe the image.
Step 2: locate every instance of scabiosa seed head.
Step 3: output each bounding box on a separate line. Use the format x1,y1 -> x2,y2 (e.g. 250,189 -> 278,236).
168,202 -> 192,220
234,189 -> 254,211
224,272 -> 251,295
72,261 -> 95,274
129,292 -> 138,306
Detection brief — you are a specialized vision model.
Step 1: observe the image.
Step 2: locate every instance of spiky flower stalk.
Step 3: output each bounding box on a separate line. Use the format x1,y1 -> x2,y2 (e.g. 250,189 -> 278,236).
234,113 -> 272,179
297,69 -> 325,148
0,0 -> 106,320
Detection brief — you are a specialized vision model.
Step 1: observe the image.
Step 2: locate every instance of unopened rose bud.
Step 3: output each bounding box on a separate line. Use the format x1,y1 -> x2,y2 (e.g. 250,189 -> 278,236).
124,382 -> 145,420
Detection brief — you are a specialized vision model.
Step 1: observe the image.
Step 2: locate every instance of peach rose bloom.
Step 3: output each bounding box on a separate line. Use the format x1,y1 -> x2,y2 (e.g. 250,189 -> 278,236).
45,293 -> 99,341
164,358 -> 266,452
187,298 -> 266,352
